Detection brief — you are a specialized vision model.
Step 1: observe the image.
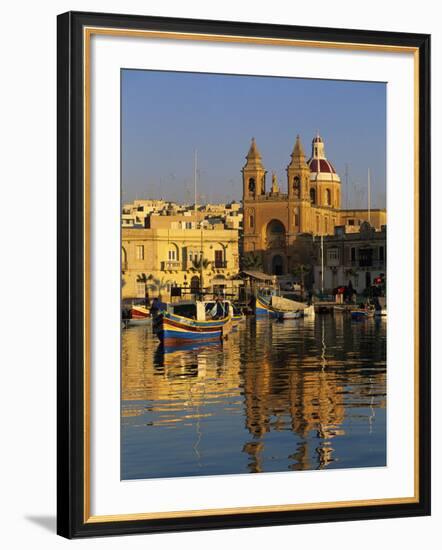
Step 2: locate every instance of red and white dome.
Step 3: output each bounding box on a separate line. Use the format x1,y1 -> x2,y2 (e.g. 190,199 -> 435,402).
307,134 -> 340,183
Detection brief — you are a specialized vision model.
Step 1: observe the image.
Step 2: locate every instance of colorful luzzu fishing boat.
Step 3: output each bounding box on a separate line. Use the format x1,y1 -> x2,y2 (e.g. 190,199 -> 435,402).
153,300 -> 233,344
255,292 -> 277,317
255,290 -> 313,320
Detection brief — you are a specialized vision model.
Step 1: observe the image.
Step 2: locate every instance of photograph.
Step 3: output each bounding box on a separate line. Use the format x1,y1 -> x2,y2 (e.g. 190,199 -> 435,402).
120,69 -> 388,480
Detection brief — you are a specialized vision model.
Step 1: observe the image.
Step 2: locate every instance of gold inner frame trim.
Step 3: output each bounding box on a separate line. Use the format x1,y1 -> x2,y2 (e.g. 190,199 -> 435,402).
83,26 -> 420,524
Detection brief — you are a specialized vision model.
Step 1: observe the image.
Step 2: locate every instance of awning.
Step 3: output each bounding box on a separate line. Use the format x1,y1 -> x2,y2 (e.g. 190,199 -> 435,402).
236,270 -> 275,282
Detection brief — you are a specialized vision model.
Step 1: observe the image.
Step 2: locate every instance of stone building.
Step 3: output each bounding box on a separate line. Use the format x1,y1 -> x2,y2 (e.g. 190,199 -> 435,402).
312,222 -> 386,294
122,222 -> 239,299
242,134 -> 386,276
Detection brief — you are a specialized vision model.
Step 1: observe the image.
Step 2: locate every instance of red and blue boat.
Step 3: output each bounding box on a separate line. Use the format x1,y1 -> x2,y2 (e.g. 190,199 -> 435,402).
153,300 -> 233,344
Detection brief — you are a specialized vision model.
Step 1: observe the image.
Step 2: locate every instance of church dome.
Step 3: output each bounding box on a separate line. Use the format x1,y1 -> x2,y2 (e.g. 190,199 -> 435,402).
307,134 -> 340,183
308,158 -> 337,174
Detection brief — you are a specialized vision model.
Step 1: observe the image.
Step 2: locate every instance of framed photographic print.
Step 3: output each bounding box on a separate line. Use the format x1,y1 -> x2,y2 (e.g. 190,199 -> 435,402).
57,11 -> 431,538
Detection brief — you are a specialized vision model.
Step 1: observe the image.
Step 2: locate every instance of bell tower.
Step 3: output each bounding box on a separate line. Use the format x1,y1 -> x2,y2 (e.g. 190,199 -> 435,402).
242,138 -> 267,201
287,135 -> 310,201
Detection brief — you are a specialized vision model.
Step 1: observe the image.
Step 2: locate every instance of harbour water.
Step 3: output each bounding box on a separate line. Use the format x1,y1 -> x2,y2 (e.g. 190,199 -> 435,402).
121,315 -> 386,480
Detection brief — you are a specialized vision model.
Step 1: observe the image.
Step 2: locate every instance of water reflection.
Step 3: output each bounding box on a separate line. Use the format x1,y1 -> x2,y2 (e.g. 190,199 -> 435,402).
121,316 -> 386,479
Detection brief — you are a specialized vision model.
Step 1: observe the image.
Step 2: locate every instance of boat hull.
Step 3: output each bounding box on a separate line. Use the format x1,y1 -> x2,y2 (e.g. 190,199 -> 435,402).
255,296 -> 278,318
154,312 -> 230,343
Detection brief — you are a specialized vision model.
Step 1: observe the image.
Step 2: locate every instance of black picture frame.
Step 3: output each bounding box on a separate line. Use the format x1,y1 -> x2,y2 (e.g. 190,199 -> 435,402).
57,10 -> 431,539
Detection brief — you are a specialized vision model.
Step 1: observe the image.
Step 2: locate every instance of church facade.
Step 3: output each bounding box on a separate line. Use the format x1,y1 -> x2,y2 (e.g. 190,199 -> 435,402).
242,134 -> 386,275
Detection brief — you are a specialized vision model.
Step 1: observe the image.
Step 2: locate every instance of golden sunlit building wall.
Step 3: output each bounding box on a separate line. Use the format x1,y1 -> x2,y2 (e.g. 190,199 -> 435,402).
122,224 -> 239,299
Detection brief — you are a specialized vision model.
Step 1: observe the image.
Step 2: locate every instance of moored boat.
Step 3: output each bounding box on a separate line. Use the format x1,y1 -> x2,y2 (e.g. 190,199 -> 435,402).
153,299 -> 233,344
122,305 -> 152,327
350,307 -> 375,320
255,290 -> 312,320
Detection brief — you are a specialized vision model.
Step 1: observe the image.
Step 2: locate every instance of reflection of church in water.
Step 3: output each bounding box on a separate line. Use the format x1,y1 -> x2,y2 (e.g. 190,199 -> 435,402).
242,134 -> 381,275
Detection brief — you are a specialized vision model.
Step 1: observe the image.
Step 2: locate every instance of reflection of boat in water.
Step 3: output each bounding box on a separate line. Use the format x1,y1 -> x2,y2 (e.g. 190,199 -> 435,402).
276,310 -> 303,320
159,339 -> 223,355
153,299 -> 233,344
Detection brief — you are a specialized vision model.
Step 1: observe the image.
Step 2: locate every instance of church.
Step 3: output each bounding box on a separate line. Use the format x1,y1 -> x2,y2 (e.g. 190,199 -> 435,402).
242,134 -> 386,275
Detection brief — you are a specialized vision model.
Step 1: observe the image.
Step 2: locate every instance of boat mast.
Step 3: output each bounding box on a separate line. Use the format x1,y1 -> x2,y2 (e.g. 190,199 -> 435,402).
368,168 -> 371,224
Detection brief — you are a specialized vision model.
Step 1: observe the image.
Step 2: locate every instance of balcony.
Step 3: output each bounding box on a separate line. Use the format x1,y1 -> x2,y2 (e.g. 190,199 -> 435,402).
162,260 -> 181,271
349,260 -> 386,269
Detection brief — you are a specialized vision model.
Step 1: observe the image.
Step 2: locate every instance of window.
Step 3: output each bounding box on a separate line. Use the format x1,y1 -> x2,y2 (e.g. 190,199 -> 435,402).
310,188 -> 316,204
168,249 -> 176,260
136,245 -> 144,260
348,219 -> 355,226
214,250 -> 224,268
359,248 -> 373,267
250,214 -> 254,228
248,178 -> 255,193
328,248 -> 339,262
326,189 -> 331,206
379,246 -> 385,262
136,282 -> 145,297
316,215 -> 320,233
351,247 -> 356,262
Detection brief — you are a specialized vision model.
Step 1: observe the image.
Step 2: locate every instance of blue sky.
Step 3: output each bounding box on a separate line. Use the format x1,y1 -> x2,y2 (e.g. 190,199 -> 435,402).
122,69 -> 386,208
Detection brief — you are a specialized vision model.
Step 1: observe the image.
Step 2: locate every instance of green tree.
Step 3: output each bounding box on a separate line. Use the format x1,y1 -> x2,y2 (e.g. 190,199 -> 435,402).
242,252 -> 263,271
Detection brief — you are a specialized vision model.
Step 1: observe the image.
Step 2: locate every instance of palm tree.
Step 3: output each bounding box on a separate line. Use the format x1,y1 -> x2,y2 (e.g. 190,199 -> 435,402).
291,264 -> 311,293
190,257 -> 211,293
145,274 -> 173,301
190,257 -> 211,271
242,252 -> 263,271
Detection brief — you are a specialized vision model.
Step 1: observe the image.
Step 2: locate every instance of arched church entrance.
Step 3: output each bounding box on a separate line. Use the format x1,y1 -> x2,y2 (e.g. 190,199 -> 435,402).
272,255 -> 284,276
266,219 -> 286,248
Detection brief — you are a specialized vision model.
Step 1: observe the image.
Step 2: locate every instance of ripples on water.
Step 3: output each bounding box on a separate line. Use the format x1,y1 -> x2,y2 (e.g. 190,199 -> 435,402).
121,315 -> 386,480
